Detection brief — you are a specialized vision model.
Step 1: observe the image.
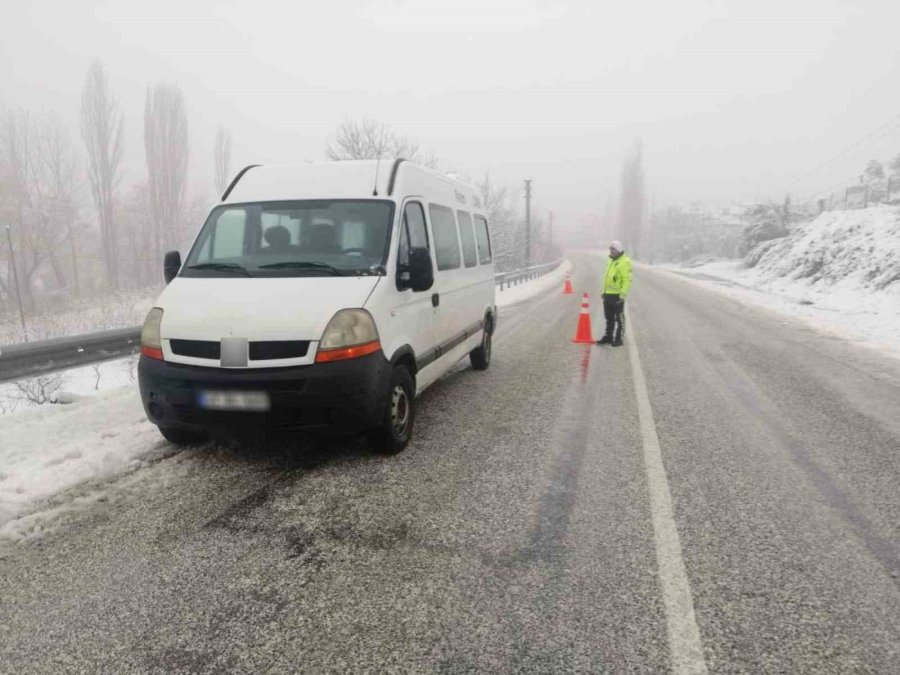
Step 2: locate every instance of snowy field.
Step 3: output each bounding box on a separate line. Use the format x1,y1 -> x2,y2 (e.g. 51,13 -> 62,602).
0,288 -> 156,345
660,205 -> 900,357
0,263 -> 571,542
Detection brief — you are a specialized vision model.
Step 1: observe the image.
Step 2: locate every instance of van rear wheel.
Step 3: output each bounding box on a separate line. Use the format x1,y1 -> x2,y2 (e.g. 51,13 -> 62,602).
367,365 -> 415,455
469,319 -> 493,371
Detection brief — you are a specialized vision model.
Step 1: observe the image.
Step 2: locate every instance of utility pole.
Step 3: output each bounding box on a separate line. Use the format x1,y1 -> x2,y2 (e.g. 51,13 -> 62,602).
5,225 -> 28,342
524,179 -> 532,266
548,210 -> 554,252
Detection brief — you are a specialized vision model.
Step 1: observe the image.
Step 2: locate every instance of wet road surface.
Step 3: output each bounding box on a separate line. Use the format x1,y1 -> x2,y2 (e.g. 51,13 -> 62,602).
1,254 -> 899,673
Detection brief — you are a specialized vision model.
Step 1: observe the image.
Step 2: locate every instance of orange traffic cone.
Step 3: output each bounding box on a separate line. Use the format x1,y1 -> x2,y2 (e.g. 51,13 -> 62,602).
563,272 -> 573,294
571,293 -> 595,343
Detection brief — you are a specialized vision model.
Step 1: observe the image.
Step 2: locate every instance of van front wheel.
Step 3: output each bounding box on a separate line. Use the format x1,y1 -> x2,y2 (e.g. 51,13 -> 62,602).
367,365 -> 415,455
469,319 -> 493,371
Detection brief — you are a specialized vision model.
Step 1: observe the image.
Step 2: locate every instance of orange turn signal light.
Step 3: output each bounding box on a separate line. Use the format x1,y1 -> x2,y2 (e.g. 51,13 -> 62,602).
141,346 -> 164,360
315,340 -> 381,363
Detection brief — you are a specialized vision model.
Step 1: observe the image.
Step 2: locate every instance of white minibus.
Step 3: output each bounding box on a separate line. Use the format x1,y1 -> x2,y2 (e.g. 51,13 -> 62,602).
138,160 -> 496,453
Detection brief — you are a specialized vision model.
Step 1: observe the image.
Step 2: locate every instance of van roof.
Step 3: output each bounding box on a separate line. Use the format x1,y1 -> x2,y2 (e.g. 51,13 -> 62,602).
222,160 -> 482,209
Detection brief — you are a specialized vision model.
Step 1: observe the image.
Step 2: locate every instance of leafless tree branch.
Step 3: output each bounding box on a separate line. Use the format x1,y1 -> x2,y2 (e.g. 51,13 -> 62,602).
81,59 -> 124,289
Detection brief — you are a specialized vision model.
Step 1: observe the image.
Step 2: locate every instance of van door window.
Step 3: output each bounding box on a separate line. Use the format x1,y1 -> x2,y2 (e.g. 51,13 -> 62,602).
474,215 -> 492,264
405,202 -> 429,250
396,202 -> 431,290
428,204 -> 461,271
456,210 -> 477,268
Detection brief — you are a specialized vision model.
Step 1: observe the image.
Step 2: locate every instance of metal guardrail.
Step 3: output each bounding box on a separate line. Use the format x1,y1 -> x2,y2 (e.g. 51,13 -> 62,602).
0,259 -> 565,383
494,259 -> 563,291
0,327 -> 141,384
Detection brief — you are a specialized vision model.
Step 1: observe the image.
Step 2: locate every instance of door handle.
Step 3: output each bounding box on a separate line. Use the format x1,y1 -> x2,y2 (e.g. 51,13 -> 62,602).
432,293 -> 440,307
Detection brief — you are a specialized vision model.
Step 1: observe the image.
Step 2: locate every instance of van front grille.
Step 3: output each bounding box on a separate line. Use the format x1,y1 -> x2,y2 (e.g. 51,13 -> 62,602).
170,339 -> 220,359
249,341 -> 310,360
168,339 -> 310,361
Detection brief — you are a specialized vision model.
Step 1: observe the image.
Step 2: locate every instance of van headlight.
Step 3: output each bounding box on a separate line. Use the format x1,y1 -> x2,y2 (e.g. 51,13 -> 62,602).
140,307 -> 164,360
316,309 -> 381,363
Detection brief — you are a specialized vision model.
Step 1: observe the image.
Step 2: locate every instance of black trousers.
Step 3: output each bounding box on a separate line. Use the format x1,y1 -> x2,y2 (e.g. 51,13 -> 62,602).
602,294 -> 625,341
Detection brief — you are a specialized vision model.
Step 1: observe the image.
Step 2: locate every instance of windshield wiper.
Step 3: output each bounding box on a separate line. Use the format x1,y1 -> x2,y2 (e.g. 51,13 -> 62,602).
257,261 -> 347,276
186,262 -> 252,276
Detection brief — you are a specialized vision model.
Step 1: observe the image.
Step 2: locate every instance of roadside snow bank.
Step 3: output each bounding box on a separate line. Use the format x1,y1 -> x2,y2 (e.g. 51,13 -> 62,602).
661,206 -> 900,356
0,385 -> 167,540
0,357 -> 138,416
496,259 -> 573,307
746,205 -> 900,292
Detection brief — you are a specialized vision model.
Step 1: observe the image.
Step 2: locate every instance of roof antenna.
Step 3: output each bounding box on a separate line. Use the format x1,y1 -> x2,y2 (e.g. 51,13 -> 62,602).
372,156 -> 382,196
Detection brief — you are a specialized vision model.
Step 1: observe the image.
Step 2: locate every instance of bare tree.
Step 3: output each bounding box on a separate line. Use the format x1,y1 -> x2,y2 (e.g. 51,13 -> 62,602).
618,138 -> 645,256
81,59 -> 124,290
118,181 -> 156,287
0,110 -> 78,309
213,125 -> 232,196
144,83 -> 189,263
15,373 -> 64,405
478,173 -> 522,270
41,119 -> 82,295
326,119 -> 437,167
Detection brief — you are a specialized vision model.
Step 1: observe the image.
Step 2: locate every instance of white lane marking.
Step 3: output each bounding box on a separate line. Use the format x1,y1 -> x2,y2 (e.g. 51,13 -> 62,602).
627,313 -> 709,675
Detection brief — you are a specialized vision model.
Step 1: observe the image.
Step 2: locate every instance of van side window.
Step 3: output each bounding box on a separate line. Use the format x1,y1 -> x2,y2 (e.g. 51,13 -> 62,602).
397,202 -> 429,267
428,204 -> 461,271
456,210 -> 477,268
397,218 -> 410,269
404,202 -> 429,250
396,202 -> 430,290
474,215 -> 492,264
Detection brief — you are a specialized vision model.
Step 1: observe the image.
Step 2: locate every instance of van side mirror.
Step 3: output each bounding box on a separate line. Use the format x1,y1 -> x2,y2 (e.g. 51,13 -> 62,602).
163,250 -> 182,284
404,247 -> 434,292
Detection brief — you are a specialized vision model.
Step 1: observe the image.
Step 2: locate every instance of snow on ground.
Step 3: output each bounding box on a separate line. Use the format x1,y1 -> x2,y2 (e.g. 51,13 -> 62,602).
0,384 -> 168,541
0,356 -> 139,416
496,259 -> 573,307
659,205 -> 900,357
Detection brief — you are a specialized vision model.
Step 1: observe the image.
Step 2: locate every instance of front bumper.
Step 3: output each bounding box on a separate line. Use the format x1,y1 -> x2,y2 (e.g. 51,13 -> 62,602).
137,351 -> 391,437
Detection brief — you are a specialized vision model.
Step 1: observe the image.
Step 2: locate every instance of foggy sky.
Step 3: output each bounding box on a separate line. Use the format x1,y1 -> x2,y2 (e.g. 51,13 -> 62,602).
3,0 -> 900,222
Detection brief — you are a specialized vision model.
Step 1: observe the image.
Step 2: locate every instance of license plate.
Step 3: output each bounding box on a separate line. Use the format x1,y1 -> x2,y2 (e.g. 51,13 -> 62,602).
198,390 -> 270,412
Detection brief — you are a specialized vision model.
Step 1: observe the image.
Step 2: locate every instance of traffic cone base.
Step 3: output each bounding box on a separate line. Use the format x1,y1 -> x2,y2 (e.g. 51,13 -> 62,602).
572,292 -> 595,343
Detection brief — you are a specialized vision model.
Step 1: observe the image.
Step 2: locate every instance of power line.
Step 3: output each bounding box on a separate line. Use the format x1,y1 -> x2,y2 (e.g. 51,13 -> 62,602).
797,121 -> 900,201
783,111 -> 900,195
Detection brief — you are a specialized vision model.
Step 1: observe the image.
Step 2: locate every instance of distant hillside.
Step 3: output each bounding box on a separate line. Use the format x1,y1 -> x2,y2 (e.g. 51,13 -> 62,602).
746,205 -> 900,293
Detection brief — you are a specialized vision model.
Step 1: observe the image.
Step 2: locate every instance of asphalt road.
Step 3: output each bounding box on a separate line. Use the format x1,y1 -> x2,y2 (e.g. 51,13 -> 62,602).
2,254 -> 899,673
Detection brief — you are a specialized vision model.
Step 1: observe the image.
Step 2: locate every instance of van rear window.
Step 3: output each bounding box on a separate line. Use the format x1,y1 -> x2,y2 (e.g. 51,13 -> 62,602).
474,215 -> 492,264
429,204 -> 461,271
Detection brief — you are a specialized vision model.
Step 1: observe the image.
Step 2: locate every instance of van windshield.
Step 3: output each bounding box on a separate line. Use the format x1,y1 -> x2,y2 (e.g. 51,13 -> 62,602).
181,200 -> 394,278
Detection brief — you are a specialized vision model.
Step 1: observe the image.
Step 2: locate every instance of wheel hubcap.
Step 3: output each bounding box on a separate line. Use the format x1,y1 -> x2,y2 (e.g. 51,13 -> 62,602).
391,385 -> 409,435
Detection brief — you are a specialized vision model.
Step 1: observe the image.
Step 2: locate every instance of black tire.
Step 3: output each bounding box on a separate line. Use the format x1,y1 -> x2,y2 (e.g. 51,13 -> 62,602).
367,365 -> 415,455
158,425 -> 207,446
469,318 -> 493,371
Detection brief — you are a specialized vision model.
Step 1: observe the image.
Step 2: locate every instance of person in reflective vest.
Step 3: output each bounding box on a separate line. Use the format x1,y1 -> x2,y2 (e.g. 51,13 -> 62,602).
596,240 -> 632,347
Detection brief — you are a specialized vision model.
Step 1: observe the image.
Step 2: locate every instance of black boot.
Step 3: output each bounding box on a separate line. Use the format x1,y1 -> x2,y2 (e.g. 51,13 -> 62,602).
596,336 -> 612,345
611,338 -> 623,347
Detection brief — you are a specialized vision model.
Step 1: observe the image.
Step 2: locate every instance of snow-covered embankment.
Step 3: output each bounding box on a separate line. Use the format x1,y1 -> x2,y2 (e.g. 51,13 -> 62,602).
665,206 -> 900,354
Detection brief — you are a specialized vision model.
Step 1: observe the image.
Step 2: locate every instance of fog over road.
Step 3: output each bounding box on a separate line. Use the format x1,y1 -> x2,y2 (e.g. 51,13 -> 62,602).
2,255 -> 899,673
